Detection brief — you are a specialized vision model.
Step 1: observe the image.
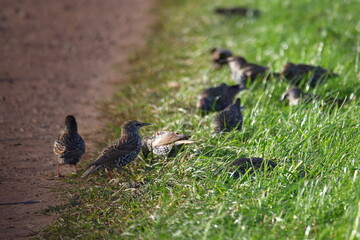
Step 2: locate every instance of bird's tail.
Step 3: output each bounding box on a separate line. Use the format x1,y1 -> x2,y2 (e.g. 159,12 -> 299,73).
81,165 -> 98,179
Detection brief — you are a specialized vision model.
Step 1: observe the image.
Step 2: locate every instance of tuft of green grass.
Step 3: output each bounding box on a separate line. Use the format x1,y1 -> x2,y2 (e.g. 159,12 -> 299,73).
43,0 -> 360,239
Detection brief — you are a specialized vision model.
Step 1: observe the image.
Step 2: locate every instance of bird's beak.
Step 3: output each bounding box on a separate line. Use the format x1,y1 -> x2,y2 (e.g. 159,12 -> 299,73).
140,122 -> 152,126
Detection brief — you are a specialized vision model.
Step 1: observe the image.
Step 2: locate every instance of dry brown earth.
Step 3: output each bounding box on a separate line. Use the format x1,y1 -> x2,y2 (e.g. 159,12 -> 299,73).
0,0 -> 155,238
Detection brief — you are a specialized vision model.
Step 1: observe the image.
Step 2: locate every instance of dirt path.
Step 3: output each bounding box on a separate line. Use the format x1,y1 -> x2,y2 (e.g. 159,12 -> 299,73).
0,0 -> 155,239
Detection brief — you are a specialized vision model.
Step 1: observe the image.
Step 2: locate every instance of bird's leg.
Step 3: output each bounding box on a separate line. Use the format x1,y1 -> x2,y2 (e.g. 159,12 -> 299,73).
105,168 -> 113,180
72,165 -> 78,173
56,165 -> 63,178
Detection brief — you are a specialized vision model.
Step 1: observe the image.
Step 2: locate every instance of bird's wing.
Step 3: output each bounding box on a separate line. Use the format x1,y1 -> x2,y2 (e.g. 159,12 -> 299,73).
54,134 -> 85,159
92,142 -> 138,166
152,133 -> 188,147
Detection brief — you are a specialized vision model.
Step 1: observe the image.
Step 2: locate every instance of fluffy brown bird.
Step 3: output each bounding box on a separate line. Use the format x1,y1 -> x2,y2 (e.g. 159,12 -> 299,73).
212,98 -> 244,134
142,131 -> 195,158
227,56 -> 273,87
229,157 -> 277,178
197,83 -> 245,114
81,120 -> 150,179
281,86 -> 346,106
53,115 -> 85,177
214,7 -> 261,17
281,62 -> 339,87
210,48 -> 233,69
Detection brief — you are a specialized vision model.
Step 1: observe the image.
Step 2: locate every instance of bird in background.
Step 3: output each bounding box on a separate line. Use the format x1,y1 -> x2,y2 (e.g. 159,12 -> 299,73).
53,115 -> 85,178
81,120 -> 151,179
214,7 -> 261,17
212,98 -> 244,134
142,131 -> 195,158
281,62 -> 339,87
197,83 -> 245,114
281,86 -> 347,106
227,56 -> 277,88
228,157 -> 277,178
210,47 -> 233,69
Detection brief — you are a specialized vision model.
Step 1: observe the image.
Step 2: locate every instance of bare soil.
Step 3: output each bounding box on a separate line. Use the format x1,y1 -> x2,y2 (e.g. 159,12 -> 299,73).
0,0 -> 155,239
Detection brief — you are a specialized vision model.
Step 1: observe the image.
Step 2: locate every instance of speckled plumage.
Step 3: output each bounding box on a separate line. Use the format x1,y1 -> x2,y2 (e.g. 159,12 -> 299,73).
210,48 -> 233,68
53,115 -> 85,177
212,98 -> 244,134
142,131 -> 193,158
197,83 -> 245,113
227,56 -> 271,87
81,120 -> 150,179
229,157 -> 277,178
281,62 -> 339,87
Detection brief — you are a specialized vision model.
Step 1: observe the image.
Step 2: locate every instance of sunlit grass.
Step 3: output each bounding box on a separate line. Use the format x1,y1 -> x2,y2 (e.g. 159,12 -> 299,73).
43,0 -> 360,239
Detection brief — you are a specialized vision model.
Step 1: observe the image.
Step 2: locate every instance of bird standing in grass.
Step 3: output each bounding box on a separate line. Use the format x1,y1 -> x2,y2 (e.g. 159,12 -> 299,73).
228,157 -> 277,178
227,56 -> 272,87
212,98 -> 244,134
281,62 -> 339,87
281,86 -> 346,107
142,131 -> 195,158
280,87 -> 311,106
197,83 -> 245,113
210,48 -> 233,69
81,120 -> 151,179
54,115 -> 85,178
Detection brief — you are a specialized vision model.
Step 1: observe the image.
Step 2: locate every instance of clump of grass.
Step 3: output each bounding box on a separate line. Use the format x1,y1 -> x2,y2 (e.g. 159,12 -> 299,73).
43,0 -> 360,239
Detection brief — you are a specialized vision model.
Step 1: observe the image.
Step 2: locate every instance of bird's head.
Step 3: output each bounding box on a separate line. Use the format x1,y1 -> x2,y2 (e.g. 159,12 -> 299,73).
226,56 -> 247,67
64,115 -> 78,133
234,98 -> 245,111
280,87 -> 303,105
122,120 -> 151,134
281,62 -> 296,77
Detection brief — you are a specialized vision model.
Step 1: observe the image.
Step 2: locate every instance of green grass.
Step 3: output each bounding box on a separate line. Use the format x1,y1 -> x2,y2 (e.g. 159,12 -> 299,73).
42,0 -> 360,239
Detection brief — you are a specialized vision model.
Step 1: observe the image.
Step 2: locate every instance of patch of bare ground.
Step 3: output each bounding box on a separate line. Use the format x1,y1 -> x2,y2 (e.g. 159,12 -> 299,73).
0,0 -> 155,239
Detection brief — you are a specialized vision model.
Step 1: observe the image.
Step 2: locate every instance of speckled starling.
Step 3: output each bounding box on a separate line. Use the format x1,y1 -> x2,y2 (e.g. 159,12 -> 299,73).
214,7 -> 261,17
81,120 -> 151,179
227,56 -> 271,88
212,98 -> 244,134
197,83 -> 245,114
228,157 -> 277,178
142,131 -> 195,158
280,87 -> 311,106
281,86 -> 346,107
210,48 -> 233,69
281,62 -> 339,87
53,115 -> 85,177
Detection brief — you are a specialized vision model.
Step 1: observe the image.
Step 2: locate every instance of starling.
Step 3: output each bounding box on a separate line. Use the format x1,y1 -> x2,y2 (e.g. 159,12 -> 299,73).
212,98 -> 244,134
281,62 -> 339,87
281,86 -> 346,107
81,120 -> 151,179
197,83 -> 245,114
228,157 -> 277,178
210,48 -> 233,69
53,115 -> 85,177
142,131 -> 195,158
227,56 -> 272,87
214,7 -> 261,17
280,87 -> 312,106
